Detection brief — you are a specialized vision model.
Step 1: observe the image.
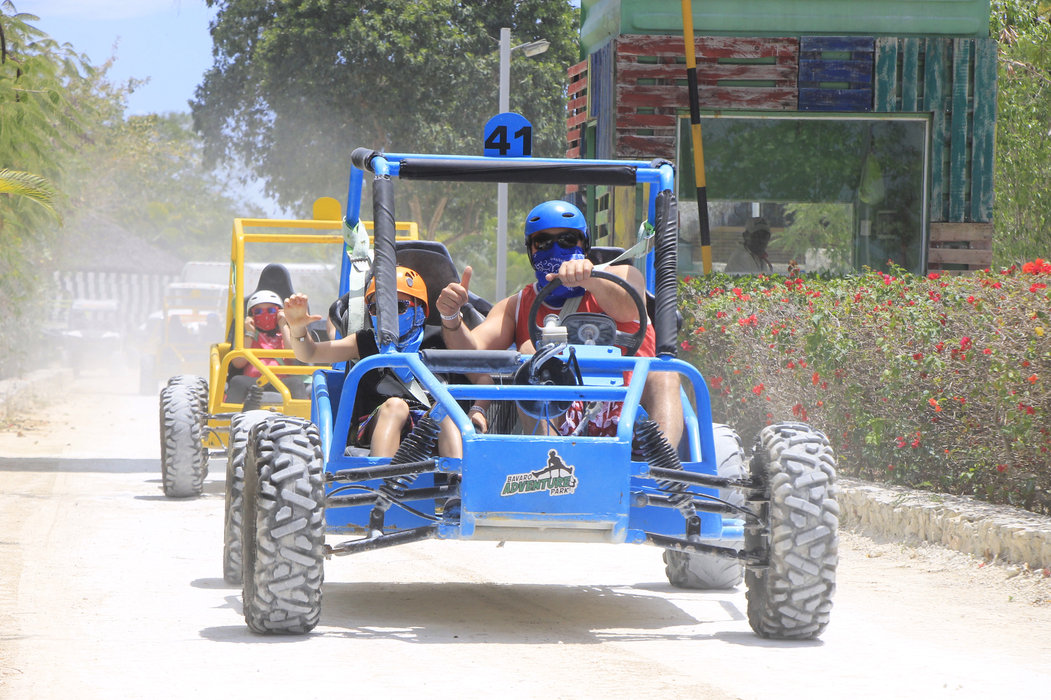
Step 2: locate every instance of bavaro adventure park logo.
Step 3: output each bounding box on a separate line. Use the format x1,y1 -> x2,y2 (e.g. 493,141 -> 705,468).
501,449 -> 578,497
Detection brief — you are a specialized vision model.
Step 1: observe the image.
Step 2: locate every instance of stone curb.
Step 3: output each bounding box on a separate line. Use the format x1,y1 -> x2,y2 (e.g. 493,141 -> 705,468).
0,368 -> 73,422
838,477 -> 1051,570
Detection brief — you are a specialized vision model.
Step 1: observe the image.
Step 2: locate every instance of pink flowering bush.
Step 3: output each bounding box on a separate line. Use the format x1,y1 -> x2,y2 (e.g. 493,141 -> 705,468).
678,261 -> 1051,515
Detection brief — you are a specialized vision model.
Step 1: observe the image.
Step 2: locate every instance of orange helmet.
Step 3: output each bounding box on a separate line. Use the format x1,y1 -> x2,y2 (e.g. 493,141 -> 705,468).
366,266 -> 428,315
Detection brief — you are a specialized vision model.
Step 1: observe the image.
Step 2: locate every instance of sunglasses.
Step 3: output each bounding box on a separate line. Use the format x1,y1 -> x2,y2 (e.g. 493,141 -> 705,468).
250,306 -> 279,316
530,231 -> 581,251
368,300 -> 415,316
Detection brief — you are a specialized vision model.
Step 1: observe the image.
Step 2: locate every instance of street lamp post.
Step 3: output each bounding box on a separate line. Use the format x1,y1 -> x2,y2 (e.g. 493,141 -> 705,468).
495,27 -> 549,299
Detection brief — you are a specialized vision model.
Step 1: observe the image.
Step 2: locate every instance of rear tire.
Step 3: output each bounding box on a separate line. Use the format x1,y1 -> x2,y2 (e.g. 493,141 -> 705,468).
745,422 -> 838,640
222,410 -> 272,585
664,424 -> 747,589
159,378 -> 209,498
242,416 -> 325,635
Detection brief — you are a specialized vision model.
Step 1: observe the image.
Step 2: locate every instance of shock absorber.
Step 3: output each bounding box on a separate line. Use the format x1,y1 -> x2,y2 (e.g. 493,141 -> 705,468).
634,419 -> 694,513
368,414 -> 441,533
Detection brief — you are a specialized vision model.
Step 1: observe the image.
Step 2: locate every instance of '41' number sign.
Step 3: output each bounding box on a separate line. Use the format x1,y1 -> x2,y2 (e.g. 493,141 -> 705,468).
483,113 -> 532,157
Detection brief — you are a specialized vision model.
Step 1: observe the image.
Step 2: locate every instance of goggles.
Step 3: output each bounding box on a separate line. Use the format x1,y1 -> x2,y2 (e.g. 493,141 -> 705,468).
250,306 -> 280,316
529,231 -> 581,252
368,299 -> 414,316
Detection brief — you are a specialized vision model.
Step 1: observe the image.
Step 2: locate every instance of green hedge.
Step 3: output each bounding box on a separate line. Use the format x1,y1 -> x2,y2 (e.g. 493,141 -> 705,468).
677,261 -> 1051,515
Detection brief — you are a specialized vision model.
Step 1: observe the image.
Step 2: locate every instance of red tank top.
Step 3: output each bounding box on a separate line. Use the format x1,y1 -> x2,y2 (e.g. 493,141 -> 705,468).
513,284 -> 656,357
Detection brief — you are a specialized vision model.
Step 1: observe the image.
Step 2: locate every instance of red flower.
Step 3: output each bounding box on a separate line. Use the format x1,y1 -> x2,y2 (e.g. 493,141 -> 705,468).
811,371 -> 820,386
996,464 -> 1008,473
912,352 -> 924,362
680,340 -> 694,352
752,383 -> 764,396
928,398 -> 942,412
1029,374 -> 1039,384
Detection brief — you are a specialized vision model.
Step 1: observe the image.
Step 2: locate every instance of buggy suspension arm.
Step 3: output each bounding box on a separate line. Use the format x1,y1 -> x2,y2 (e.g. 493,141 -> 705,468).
326,525 -> 439,557
643,532 -> 766,566
646,466 -> 766,499
328,458 -> 437,482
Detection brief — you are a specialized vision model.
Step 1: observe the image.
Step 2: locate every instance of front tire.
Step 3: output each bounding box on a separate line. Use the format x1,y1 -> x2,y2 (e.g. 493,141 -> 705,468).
222,410 -> 272,585
664,424 -> 747,589
242,416 -> 325,635
745,422 -> 838,640
159,379 -> 209,498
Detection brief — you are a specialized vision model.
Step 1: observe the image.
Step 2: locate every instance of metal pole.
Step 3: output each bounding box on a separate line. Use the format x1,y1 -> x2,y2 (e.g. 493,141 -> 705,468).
496,27 -> 511,299
681,1 -> 712,274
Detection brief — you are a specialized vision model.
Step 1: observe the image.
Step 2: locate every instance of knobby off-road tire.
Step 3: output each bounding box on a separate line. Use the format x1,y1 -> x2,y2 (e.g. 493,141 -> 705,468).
746,422 -> 838,640
223,410 -> 273,585
167,374 -> 208,408
664,424 -> 748,589
242,416 -> 325,635
159,378 -> 209,498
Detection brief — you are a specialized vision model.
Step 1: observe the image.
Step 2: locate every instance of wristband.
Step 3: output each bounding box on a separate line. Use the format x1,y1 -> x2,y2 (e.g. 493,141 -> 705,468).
440,310 -> 461,321
468,405 -> 486,417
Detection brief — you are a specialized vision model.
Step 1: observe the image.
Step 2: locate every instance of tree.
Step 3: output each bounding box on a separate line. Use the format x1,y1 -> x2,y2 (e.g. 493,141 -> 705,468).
192,0 -> 579,292
991,1 -> 1051,265
0,1 -> 96,376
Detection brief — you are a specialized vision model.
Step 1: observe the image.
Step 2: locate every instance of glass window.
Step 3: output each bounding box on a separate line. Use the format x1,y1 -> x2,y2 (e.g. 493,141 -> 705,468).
676,114 -> 929,276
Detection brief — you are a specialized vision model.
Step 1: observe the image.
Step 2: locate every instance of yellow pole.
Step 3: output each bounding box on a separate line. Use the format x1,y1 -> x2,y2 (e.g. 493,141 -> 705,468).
681,0 -> 712,273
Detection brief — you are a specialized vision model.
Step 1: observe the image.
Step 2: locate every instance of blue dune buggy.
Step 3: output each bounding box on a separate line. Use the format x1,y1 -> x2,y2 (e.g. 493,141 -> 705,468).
238,150 -> 839,640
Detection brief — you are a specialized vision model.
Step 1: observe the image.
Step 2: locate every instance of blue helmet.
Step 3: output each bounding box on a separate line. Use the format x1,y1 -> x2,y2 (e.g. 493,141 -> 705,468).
523,200 -> 589,253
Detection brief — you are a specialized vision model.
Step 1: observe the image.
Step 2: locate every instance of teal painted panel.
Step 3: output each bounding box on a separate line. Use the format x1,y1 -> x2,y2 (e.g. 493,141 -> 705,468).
580,0 -> 992,54
924,38 -> 950,222
873,38 -> 899,112
901,39 -> 920,112
971,37 -> 997,221
948,39 -> 971,222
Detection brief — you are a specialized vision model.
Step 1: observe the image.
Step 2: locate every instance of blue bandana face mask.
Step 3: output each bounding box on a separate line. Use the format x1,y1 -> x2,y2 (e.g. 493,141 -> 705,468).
372,304 -> 426,382
532,245 -> 587,306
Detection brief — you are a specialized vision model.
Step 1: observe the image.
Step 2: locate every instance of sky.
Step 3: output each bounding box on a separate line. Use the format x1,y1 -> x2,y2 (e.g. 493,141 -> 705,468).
16,0 -> 217,116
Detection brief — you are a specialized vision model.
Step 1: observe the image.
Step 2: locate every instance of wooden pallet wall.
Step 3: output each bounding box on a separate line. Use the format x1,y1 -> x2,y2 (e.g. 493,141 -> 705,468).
927,222 -> 993,272
798,36 -> 875,111
566,60 -> 589,159
873,37 -> 997,223
609,34 -> 798,159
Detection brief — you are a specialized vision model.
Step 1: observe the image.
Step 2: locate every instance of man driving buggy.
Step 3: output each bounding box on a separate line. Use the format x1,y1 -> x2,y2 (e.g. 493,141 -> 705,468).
435,200 -> 683,445
280,266 -> 486,458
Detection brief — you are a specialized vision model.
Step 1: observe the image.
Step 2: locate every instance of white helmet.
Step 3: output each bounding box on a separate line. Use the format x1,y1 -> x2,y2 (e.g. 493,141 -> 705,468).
246,290 -> 283,310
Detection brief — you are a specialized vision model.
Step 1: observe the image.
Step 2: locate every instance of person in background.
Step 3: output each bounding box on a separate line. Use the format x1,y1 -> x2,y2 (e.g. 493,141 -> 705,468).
227,290 -> 307,401
435,200 -> 683,447
725,216 -> 774,274
281,266 -> 486,458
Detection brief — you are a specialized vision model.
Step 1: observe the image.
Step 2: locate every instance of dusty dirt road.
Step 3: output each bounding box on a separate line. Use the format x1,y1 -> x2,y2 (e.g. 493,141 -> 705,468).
2,370 -> 1051,699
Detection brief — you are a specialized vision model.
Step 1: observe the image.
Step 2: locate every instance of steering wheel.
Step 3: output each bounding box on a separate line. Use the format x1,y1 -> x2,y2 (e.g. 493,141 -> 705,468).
528,269 -> 648,356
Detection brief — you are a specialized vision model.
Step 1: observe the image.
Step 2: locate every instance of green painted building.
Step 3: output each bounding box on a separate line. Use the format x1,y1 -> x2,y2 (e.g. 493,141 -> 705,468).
568,0 -> 996,274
